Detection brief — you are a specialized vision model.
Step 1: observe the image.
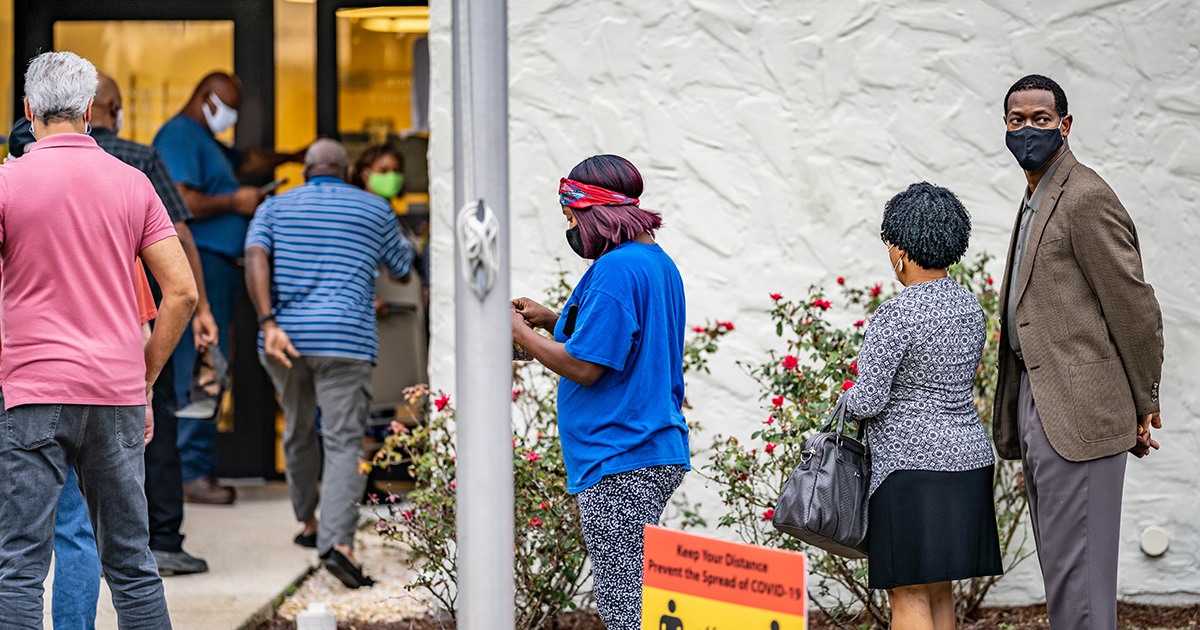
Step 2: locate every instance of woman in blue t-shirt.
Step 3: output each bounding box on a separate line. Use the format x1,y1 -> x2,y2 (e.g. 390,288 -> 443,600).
512,154 -> 689,630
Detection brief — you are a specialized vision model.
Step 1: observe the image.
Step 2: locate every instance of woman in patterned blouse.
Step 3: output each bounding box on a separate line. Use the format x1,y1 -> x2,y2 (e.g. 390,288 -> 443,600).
841,182 -> 1002,630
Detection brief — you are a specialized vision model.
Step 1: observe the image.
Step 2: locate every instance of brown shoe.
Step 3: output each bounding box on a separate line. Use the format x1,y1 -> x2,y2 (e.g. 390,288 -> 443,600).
183,478 -> 236,505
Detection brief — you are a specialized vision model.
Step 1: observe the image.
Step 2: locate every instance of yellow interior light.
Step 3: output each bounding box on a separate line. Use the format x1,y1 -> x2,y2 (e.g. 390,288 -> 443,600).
335,6 -> 429,20
357,17 -> 430,33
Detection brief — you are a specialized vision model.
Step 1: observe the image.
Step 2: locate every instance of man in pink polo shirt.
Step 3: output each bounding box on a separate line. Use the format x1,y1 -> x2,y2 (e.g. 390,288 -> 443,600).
0,52 -> 197,628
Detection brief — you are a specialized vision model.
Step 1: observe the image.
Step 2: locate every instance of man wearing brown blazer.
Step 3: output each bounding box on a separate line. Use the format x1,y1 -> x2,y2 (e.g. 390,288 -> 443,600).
993,74 -> 1164,630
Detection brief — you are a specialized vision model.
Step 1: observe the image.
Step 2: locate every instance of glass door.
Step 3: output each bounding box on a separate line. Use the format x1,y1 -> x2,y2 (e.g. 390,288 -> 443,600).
54,20 -> 235,145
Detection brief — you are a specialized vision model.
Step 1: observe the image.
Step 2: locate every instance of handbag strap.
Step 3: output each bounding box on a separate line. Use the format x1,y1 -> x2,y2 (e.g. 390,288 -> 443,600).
819,396 -> 867,444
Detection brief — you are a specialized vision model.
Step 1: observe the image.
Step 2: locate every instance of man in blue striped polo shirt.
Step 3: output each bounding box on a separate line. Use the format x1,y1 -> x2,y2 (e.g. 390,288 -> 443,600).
244,139 -> 414,588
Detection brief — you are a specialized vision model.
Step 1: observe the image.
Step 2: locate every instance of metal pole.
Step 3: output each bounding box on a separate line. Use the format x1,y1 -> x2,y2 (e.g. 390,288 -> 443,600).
452,0 -> 514,626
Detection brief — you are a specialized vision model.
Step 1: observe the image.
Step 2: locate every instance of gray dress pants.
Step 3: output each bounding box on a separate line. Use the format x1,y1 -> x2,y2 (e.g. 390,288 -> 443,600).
260,354 -> 373,556
1018,370 -> 1126,630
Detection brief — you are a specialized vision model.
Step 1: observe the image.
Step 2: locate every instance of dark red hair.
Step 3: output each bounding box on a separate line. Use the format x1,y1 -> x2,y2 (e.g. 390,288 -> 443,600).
567,154 -> 662,258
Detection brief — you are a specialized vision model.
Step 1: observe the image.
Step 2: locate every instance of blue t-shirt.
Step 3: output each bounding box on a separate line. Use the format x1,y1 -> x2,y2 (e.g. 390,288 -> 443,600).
244,177 -> 415,363
554,241 -> 690,493
153,115 -> 247,258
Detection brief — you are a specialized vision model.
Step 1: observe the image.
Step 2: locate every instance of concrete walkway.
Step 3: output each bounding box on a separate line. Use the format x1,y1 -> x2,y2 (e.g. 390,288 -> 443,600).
45,482 -> 317,630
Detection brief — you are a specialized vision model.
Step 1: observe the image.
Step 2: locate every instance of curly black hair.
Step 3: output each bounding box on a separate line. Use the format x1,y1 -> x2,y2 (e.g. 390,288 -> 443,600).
1004,74 -> 1068,118
881,182 -> 971,270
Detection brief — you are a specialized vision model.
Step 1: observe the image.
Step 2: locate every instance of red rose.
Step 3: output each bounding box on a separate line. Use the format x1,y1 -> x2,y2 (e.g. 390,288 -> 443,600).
870,284 -> 882,297
771,396 -> 784,408
529,517 -> 544,528
511,389 -> 522,402
854,319 -> 865,328
987,277 -> 994,285
524,452 -> 542,462
450,481 -> 457,490
720,321 -> 735,331
841,379 -> 854,391
765,443 -> 777,454
763,416 -> 775,425
849,360 -> 858,375
781,355 -> 799,370
761,508 -> 775,521
837,277 -> 845,285
434,394 -> 451,411
770,293 -> 783,301
692,326 -> 706,333
813,298 -> 832,309
540,501 -> 549,510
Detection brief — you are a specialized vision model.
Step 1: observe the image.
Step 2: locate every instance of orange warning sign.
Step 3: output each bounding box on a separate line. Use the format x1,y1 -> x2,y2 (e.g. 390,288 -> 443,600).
641,525 -> 807,630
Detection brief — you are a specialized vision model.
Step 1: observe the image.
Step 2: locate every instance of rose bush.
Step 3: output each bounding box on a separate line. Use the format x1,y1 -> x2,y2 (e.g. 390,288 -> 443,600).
368,269 -> 730,628
680,253 -> 1032,625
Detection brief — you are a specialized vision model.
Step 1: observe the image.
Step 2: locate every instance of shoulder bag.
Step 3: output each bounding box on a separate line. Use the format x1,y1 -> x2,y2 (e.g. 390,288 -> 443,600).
771,397 -> 870,559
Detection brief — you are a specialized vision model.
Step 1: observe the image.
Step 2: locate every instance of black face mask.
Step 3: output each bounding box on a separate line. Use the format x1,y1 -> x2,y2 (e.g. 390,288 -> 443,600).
1006,124 -> 1064,172
565,226 -> 587,258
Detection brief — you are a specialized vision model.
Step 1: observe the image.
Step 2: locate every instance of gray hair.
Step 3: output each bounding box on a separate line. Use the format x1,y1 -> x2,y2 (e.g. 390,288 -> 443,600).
304,138 -> 349,170
25,52 -> 99,124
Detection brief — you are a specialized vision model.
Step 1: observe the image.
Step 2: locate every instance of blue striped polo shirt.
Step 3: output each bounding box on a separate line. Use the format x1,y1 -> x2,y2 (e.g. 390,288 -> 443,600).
244,176 -> 415,363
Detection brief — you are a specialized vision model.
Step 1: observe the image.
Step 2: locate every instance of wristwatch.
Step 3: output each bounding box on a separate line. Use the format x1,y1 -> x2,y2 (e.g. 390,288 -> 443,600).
257,313 -> 276,326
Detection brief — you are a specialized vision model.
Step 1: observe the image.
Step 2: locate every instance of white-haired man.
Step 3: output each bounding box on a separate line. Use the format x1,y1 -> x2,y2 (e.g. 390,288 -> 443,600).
0,51 -> 196,627
245,139 -> 413,589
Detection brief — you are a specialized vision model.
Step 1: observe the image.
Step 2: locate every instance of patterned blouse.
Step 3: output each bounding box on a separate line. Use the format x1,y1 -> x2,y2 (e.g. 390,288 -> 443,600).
841,276 -> 995,497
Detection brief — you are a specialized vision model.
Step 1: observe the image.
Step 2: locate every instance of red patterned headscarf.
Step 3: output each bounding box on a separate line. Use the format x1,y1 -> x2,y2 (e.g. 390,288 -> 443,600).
558,177 -> 640,208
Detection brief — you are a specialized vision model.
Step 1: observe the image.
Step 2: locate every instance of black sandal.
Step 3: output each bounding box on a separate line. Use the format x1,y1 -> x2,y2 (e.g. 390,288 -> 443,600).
294,531 -> 317,549
322,548 -> 375,589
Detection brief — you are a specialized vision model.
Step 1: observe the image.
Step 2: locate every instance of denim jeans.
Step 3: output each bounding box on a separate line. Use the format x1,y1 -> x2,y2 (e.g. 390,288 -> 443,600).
174,250 -> 241,482
52,467 -> 101,630
0,391 -> 171,629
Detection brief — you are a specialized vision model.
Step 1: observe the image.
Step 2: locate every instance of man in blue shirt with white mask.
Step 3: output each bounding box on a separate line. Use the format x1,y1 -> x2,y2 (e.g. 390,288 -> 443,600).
154,72 -> 304,504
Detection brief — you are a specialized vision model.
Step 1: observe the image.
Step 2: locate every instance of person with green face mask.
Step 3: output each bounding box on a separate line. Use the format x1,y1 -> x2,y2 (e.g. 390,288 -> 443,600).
352,144 -> 404,200
352,144 -> 428,290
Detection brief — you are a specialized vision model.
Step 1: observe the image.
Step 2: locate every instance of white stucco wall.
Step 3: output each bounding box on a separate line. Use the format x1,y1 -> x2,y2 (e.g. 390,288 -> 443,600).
425,0 -> 1200,604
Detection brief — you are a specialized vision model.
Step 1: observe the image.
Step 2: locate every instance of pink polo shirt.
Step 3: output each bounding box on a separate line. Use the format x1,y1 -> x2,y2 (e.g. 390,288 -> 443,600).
0,133 -> 177,408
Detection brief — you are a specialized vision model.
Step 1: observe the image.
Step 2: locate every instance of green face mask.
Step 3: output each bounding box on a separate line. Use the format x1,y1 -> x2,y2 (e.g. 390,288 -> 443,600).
368,171 -> 404,199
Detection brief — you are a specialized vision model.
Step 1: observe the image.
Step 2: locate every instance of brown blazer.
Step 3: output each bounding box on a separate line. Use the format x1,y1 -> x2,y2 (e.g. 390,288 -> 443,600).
993,152 -> 1163,462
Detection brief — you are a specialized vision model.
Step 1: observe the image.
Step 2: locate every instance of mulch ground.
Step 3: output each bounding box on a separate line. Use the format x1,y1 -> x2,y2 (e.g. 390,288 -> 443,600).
263,602 -> 1200,630
961,603 -> 1200,630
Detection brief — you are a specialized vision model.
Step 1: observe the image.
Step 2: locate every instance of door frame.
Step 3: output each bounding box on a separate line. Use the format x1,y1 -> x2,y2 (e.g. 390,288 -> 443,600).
13,0 -> 275,153
13,0 -> 280,479
314,0 -> 426,139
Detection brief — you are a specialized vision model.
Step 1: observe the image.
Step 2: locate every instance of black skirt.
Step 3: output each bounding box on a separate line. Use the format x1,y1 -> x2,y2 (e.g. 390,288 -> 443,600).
867,465 -> 1003,590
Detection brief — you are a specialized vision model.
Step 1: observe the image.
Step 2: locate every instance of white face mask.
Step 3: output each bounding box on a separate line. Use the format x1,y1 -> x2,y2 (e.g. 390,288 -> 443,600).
114,108 -> 124,135
888,244 -> 903,282
203,93 -> 238,135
